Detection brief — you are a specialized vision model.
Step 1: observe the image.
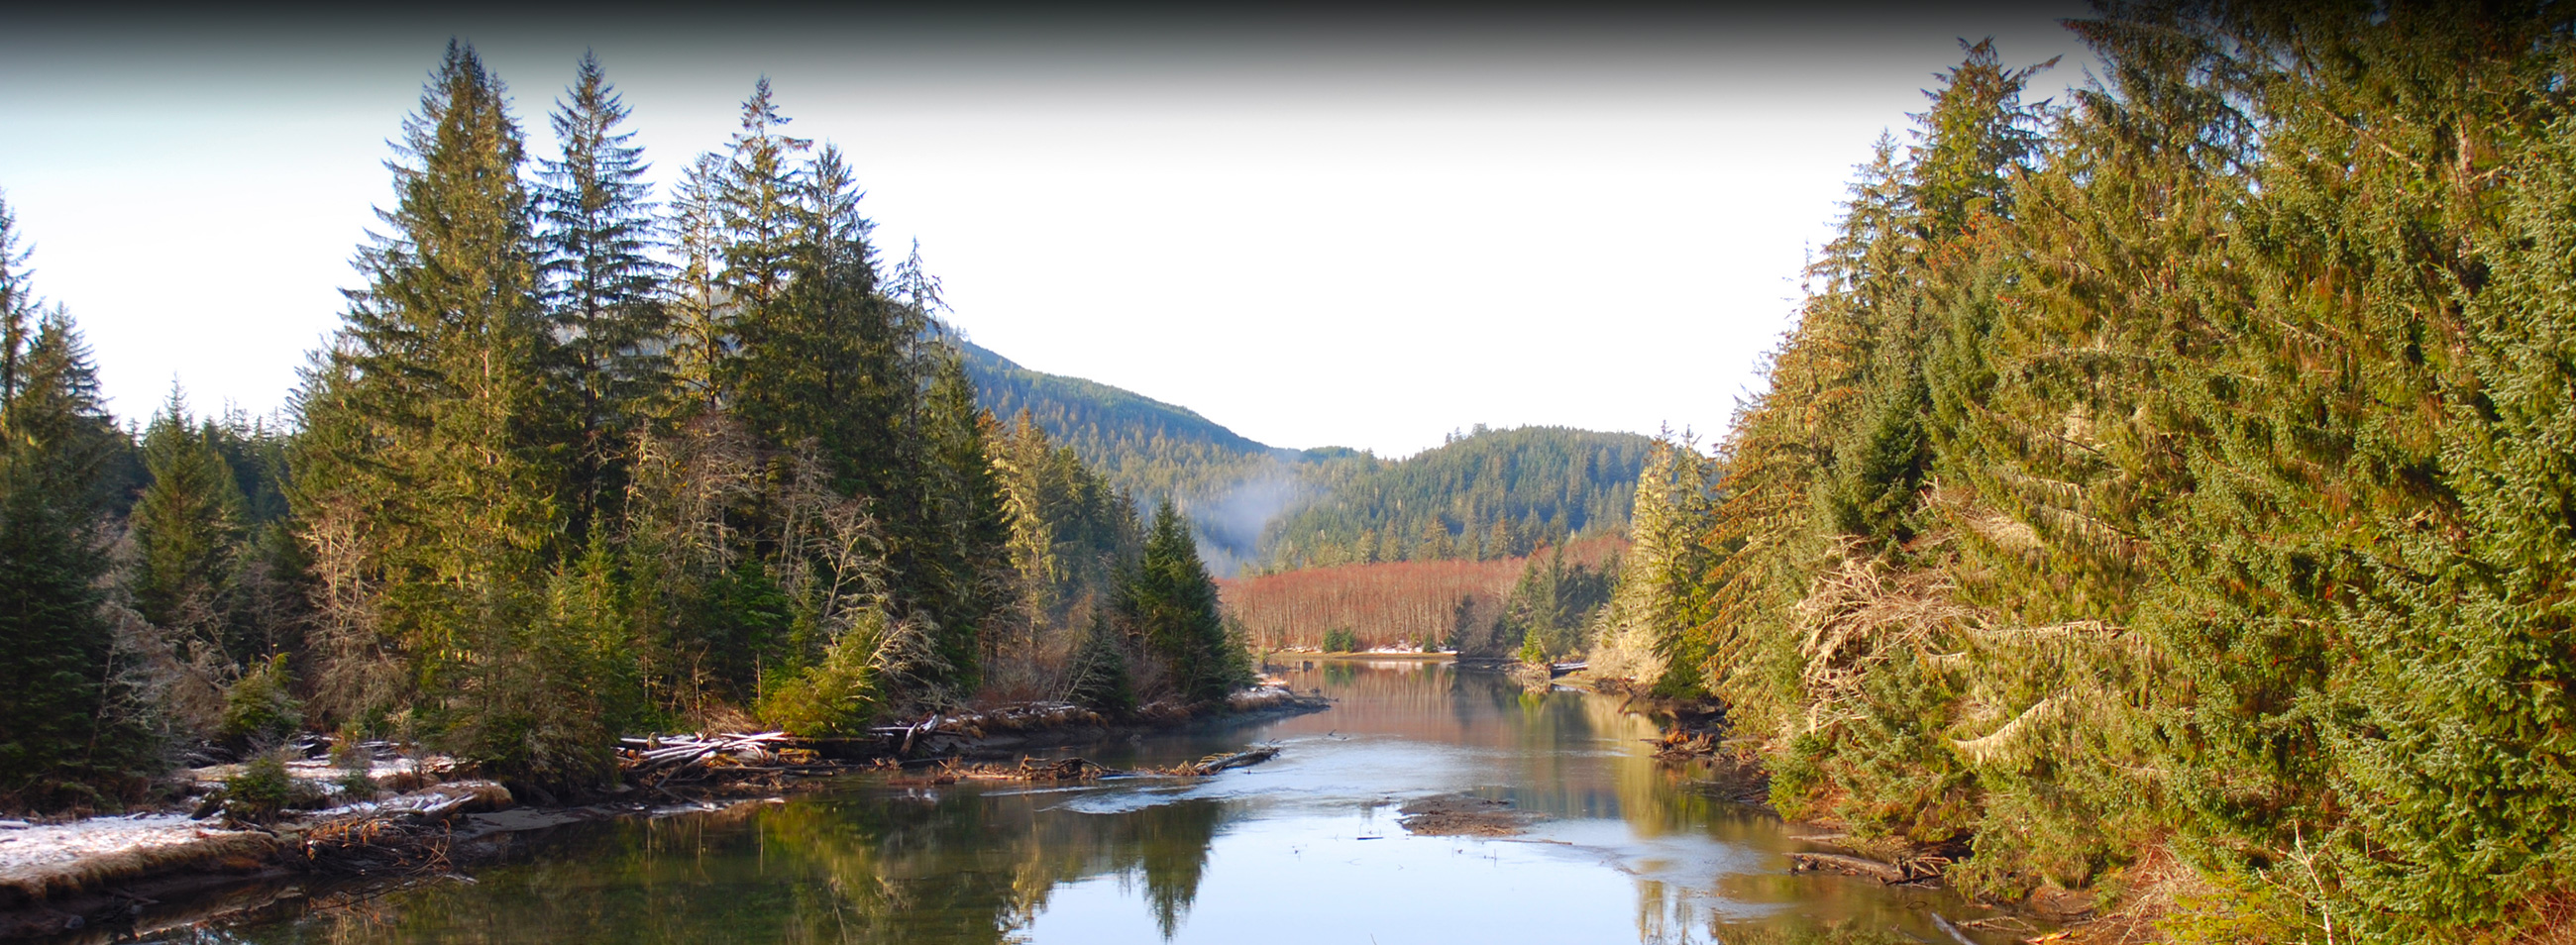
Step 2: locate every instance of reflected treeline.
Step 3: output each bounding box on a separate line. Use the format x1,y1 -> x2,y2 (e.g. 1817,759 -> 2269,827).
1287,664 -> 1992,945
174,661 -> 2029,945
206,789 -> 1231,945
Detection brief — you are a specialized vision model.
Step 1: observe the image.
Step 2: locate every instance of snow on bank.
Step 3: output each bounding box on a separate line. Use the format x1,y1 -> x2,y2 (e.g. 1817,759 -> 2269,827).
0,814 -> 247,876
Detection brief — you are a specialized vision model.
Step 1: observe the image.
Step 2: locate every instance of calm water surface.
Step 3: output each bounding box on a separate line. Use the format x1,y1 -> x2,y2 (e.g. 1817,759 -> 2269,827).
181,662 -> 2020,944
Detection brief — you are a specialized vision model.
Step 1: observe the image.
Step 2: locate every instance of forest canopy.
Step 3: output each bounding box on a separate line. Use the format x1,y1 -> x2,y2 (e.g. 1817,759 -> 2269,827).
0,45 -> 1249,809
1584,6 -> 2576,941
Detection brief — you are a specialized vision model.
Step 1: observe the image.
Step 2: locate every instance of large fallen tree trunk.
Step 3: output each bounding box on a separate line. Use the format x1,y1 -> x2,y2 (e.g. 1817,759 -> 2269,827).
1786,851 -> 1910,884
1172,746 -> 1281,777
291,781 -> 514,877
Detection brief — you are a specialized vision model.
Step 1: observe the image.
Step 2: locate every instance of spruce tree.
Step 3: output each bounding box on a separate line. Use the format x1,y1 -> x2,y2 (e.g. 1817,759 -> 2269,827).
663,152 -> 732,415
1120,499 -> 1244,706
133,388 -> 250,654
715,78 -> 809,328
920,349 -> 1014,682
0,194 -> 150,809
295,42 -> 576,781
536,51 -> 667,545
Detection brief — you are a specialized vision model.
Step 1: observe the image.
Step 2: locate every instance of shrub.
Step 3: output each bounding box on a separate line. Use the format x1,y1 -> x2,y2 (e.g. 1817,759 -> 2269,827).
1322,628 -> 1359,653
757,624 -> 883,737
1065,615 -> 1134,715
220,752 -> 307,822
219,654 -> 302,746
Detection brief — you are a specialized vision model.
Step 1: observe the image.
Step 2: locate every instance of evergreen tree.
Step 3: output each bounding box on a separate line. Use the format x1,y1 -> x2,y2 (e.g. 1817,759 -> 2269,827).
663,152 -> 732,415
536,51 -> 668,545
715,78 -> 809,331
1120,499 -> 1245,706
1064,609 -> 1134,714
1592,435 -> 1716,694
293,42 -> 576,782
133,388 -> 250,656
920,349 -> 1014,681
0,193 -> 150,810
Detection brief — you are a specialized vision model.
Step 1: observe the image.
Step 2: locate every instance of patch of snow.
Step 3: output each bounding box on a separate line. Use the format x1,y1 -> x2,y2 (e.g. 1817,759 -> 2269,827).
0,813 -> 251,875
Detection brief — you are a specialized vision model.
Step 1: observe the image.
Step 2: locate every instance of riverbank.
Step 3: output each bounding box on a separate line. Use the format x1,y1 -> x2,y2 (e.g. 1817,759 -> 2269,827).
1556,667 -> 2146,942
0,683 -> 1330,940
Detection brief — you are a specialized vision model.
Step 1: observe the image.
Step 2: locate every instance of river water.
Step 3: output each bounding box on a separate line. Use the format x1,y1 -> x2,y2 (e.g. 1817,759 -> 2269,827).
173,660 -> 2021,945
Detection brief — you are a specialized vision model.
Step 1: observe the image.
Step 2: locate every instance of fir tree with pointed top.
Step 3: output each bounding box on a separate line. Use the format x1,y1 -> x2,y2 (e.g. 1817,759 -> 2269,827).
0,193 -> 152,810
294,41 -> 575,780
133,386 -> 250,647
537,50 -> 668,545
663,152 -> 731,415
1120,499 -> 1247,706
716,77 -> 810,320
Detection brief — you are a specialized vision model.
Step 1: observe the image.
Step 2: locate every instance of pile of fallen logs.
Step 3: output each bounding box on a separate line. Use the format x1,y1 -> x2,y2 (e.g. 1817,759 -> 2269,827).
620,732 -> 796,769
617,732 -> 832,798
1650,729 -> 1720,761
894,756 -> 1116,786
890,745 -> 1286,787
295,781 -> 513,877
869,702 -> 1110,754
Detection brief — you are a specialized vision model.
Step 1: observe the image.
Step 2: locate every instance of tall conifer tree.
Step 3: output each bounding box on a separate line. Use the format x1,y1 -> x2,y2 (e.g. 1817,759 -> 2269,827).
295,42 -> 573,778
537,51 -> 667,544
0,193 -> 150,809
133,388 -> 250,648
1120,499 -> 1245,706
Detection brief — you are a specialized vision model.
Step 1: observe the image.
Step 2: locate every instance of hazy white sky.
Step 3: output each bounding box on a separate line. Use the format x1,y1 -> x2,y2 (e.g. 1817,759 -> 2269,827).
0,6 -> 2093,457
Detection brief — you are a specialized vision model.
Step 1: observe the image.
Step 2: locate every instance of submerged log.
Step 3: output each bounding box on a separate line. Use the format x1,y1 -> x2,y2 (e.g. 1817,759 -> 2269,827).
1173,746 -> 1281,777
1786,851 -> 1909,884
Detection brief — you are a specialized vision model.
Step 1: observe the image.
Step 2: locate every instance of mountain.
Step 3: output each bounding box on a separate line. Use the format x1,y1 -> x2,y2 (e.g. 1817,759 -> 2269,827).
1254,426 -> 1652,572
956,340 -> 1650,577
956,340 -> 1326,575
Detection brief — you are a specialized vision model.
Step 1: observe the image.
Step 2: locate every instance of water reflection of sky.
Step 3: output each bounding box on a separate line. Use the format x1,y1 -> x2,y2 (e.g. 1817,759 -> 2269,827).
185,662 -> 2018,945
1020,662 -> 1992,945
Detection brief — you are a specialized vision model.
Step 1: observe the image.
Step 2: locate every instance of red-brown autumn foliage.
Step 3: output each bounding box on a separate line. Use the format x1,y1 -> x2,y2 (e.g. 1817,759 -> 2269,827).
1220,535 -> 1627,650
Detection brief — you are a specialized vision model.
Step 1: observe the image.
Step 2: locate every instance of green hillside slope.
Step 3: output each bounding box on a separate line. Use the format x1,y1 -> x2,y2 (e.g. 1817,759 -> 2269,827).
958,344 -> 1648,577
1255,426 -> 1651,572
957,340 -> 1317,574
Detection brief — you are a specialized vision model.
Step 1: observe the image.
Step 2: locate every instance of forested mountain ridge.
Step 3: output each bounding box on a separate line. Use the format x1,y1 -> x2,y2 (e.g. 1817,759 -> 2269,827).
1256,425 -> 1651,572
958,344 -> 1648,576
956,340 -> 1318,573
958,340 -> 1292,474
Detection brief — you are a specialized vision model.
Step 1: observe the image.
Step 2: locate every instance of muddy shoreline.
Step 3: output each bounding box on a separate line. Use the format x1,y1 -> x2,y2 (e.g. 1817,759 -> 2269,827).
0,692 -> 1331,942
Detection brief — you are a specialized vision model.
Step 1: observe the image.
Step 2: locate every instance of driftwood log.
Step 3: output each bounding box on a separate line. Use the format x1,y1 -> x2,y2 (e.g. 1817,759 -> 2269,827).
896,745 -> 1284,786
293,781 -> 513,877
1173,746 -> 1280,776
1785,851 -> 1910,884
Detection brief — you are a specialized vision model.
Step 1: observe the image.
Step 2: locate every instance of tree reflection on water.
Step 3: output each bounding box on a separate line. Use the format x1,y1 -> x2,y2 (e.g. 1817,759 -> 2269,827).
187,661 -> 2022,945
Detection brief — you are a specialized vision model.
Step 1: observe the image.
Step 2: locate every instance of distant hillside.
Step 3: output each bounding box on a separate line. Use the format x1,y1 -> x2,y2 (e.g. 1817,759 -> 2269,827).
1255,426 -> 1651,572
958,340 -> 1333,575
957,343 -> 1650,578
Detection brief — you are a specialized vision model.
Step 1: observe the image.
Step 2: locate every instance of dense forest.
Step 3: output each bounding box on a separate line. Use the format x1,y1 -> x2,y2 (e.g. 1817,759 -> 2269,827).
956,340 -> 1329,575
1584,6 -> 2576,940
1254,425 -> 1650,572
0,45 -> 1252,810
960,344 -> 1652,578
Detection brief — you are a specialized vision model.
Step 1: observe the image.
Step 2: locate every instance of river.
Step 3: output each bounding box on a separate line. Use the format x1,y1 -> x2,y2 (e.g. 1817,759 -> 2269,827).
162,660 -> 2021,944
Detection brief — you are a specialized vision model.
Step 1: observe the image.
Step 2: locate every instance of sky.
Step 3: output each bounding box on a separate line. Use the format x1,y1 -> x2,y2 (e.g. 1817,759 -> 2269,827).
0,4 -> 2095,458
